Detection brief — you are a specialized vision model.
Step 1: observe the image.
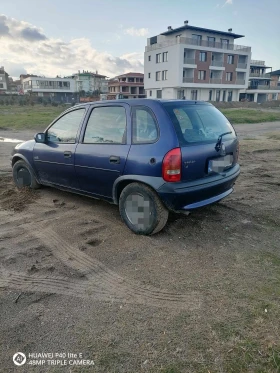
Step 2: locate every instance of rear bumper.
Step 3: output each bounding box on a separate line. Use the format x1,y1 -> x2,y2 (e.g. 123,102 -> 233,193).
157,164 -> 240,211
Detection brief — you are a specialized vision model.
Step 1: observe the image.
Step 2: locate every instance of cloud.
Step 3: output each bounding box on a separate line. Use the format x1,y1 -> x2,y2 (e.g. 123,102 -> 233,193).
0,15 -> 10,36
0,14 -> 144,79
21,27 -> 47,41
123,27 -> 149,37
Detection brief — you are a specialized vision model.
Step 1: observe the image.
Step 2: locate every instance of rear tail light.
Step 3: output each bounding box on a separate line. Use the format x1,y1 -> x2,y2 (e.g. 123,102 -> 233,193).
162,148 -> 182,182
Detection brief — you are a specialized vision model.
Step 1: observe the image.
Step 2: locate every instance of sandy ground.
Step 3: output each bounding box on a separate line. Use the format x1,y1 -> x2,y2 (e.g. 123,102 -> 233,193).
0,123 -> 280,373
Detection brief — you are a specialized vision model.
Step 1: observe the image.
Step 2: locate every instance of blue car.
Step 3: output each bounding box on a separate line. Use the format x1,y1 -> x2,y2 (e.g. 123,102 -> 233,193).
11,99 -> 240,235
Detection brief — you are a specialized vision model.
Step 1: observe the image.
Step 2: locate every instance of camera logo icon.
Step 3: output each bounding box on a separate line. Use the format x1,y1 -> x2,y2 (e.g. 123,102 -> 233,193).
13,352 -> 26,366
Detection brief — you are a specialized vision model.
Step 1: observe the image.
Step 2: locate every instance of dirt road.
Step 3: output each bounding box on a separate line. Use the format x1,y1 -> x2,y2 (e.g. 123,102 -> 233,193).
0,124 -> 280,372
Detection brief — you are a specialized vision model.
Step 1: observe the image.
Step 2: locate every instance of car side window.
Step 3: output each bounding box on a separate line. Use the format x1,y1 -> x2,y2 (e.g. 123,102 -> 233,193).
83,106 -> 126,144
132,106 -> 158,144
47,108 -> 85,143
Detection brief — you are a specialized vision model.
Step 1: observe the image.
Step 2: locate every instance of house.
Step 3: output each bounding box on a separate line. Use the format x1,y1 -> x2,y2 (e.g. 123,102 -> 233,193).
22,76 -> 76,102
0,66 -> 9,93
144,21 -> 251,102
239,62 -> 280,102
269,70 -> 280,101
68,71 -> 109,94
108,73 -> 145,99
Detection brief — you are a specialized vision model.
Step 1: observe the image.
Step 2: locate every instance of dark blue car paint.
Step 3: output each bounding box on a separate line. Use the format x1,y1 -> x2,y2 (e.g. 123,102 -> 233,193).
11,99 -> 240,212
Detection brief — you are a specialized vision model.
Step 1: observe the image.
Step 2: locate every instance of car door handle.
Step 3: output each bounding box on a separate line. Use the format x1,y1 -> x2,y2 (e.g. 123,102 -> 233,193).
109,156 -> 120,164
64,151 -> 72,158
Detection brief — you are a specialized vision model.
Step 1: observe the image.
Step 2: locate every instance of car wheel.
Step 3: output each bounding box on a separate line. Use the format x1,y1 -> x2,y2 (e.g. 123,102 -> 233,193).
12,160 -> 40,189
119,182 -> 169,235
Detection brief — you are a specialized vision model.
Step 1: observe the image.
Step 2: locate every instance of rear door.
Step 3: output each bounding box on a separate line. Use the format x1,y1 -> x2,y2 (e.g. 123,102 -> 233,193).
75,103 -> 131,198
162,103 -> 239,181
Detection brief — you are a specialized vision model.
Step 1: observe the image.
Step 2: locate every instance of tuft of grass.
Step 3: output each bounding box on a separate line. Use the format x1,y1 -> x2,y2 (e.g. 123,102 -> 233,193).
220,109 -> 280,124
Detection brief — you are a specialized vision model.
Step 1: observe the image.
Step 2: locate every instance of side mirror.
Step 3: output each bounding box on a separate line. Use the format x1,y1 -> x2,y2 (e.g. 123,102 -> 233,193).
34,133 -> 46,143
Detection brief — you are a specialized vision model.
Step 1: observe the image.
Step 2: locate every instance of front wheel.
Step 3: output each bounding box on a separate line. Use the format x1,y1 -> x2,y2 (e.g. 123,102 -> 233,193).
119,182 -> 169,235
12,160 -> 40,189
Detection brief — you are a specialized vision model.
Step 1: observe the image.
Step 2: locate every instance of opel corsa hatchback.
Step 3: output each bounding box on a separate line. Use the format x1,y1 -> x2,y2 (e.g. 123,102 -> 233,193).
11,99 -> 240,235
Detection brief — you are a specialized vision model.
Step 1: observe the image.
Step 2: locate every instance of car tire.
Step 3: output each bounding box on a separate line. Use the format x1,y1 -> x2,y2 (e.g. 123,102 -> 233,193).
119,182 -> 169,235
12,160 -> 40,189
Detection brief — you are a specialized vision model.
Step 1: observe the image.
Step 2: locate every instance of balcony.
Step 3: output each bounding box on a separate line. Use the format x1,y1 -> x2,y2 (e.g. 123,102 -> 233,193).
210,78 -> 222,84
33,85 -> 70,90
183,77 -> 194,83
184,58 -> 195,65
249,73 -> 270,78
146,37 -> 251,53
247,85 -> 280,90
237,63 -> 247,69
236,79 -> 245,85
250,60 -> 265,66
210,61 -> 224,67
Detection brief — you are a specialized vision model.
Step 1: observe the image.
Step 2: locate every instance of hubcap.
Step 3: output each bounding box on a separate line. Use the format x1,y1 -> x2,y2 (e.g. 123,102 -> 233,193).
17,167 -> 31,187
124,193 -> 153,230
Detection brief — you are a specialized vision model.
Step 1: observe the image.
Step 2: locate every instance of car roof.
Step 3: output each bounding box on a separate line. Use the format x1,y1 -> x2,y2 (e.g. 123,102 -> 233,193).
74,99 -> 211,108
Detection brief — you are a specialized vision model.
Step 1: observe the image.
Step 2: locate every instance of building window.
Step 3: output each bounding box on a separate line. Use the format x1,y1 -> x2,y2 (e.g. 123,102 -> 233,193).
222,90 -> 226,101
148,55 -> 151,61
216,90 -> 221,102
156,90 -> 162,98
208,36 -> 215,46
209,90 -> 213,101
192,34 -> 202,45
227,55 -> 234,64
226,72 -> 233,81
162,70 -> 168,80
177,90 -> 184,99
148,73 -> 151,78
228,91 -> 233,102
150,90 -> 152,97
0,83 -> 3,88
156,53 -> 161,63
191,90 -> 198,100
156,71 -> 161,81
199,52 -> 207,62
221,38 -> 229,48
272,93 -> 277,100
163,52 -> 168,62
198,70 -> 206,80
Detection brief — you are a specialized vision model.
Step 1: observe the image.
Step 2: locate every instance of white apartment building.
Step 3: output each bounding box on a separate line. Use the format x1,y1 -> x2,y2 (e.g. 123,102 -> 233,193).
144,21 -> 251,102
22,76 -> 76,101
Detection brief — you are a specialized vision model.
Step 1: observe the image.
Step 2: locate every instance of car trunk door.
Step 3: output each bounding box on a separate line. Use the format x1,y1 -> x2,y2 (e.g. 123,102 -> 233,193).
180,138 -> 239,182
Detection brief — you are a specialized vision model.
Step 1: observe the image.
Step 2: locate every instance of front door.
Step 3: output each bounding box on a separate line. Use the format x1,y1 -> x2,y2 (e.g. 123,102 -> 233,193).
75,104 -> 131,198
33,107 -> 86,188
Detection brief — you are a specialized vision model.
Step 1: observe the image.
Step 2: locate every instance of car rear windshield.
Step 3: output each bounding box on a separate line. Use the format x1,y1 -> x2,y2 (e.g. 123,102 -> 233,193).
163,103 -> 236,145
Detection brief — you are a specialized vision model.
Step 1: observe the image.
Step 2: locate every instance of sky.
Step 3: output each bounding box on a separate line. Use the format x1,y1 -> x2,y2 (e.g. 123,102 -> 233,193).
0,0 -> 279,79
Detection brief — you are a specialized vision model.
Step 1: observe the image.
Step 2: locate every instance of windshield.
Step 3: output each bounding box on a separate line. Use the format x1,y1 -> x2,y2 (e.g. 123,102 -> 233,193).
163,103 -> 236,145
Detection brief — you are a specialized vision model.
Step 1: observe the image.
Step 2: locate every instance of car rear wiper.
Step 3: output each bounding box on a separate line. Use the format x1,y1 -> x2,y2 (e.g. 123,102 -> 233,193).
215,132 -> 232,152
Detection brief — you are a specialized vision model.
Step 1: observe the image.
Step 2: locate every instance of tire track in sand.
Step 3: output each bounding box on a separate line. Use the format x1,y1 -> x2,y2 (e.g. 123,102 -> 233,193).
29,226 -> 202,310
0,219 -> 202,310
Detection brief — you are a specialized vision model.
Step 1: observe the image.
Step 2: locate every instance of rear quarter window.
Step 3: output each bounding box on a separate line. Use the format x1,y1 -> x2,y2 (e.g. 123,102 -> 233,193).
132,106 -> 159,144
